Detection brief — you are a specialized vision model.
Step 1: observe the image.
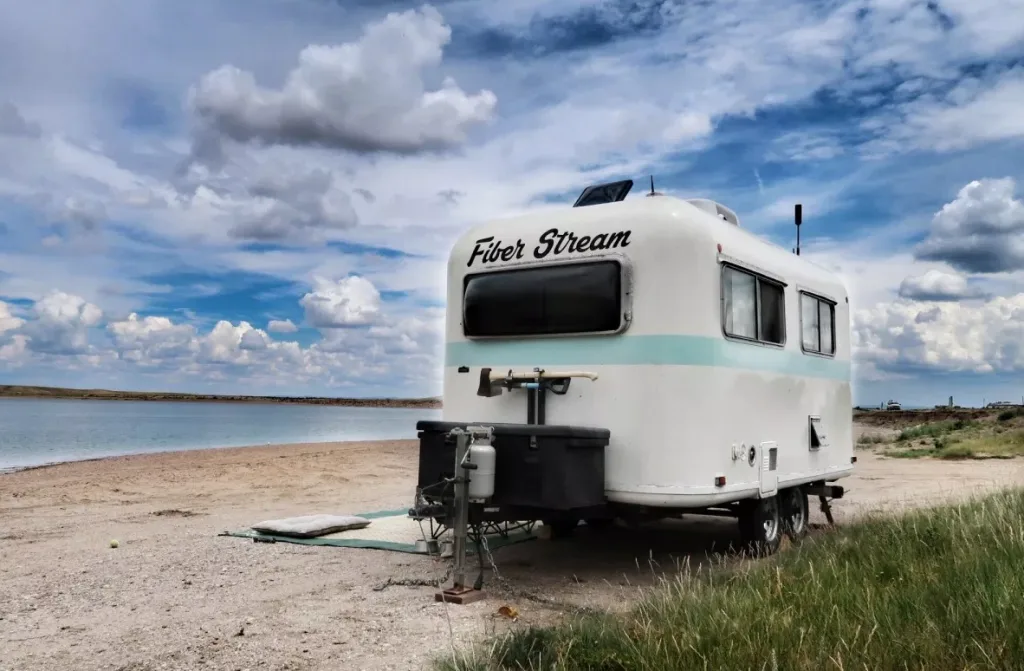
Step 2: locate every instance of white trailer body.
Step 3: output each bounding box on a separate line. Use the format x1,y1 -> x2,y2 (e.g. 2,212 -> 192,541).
438,193 -> 853,510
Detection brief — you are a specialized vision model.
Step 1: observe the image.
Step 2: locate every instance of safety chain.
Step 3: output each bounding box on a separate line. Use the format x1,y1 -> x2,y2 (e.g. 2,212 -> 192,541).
478,532 -> 600,616
372,560 -> 454,592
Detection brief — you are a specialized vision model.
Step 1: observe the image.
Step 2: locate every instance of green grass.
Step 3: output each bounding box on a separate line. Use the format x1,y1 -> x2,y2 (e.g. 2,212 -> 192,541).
885,427 -> 1024,460
438,490 -> 1024,671
879,412 -> 1024,460
896,418 -> 975,442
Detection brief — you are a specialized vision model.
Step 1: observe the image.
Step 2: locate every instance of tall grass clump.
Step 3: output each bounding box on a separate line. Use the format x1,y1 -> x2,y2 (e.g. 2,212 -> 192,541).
998,408 -> 1024,422
439,489 -> 1024,671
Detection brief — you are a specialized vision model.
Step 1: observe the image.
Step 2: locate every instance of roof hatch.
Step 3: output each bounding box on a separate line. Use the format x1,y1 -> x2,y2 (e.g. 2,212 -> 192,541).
572,179 -> 633,208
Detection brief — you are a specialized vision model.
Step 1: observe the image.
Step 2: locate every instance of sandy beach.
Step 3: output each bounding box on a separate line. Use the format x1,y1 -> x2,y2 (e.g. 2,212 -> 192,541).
3,430 -> 1024,671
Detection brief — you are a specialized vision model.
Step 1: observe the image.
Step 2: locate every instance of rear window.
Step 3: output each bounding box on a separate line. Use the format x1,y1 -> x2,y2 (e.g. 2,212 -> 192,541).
463,261 -> 622,337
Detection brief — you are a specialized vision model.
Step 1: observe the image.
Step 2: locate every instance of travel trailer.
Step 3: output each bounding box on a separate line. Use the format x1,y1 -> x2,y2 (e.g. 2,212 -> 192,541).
410,179 -> 853,601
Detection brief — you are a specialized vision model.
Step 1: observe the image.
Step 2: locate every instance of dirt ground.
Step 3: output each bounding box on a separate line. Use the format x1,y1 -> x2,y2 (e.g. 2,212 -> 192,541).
2,426 -> 1023,671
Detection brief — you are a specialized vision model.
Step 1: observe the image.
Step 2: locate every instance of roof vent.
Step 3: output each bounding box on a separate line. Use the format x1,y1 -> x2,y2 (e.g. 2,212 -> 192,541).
686,198 -> 740,227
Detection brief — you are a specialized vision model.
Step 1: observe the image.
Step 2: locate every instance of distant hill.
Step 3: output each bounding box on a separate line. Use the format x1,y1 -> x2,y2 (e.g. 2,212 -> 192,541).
0,385 -> 442,409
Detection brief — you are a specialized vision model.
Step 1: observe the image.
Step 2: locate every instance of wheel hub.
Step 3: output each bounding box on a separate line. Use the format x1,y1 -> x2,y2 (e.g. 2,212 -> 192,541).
762,497 -> 779,541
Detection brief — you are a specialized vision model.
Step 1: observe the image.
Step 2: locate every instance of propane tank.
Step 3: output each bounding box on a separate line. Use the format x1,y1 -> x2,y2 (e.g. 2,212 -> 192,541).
466,434 -> 496,502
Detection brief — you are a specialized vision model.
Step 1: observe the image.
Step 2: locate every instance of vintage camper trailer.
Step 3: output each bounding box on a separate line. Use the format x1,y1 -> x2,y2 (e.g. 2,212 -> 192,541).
411,179 -> 853,577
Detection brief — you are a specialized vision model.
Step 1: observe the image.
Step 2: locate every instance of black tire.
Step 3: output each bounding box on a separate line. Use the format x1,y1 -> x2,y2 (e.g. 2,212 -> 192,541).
584,517 -> 615,530
737,495 -> 782,557
543,519 -> 578,539
780,487 -> 809,540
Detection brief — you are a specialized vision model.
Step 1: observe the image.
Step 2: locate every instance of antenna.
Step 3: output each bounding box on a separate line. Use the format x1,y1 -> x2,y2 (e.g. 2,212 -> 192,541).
794,203 -> 802,256
646,175 -> 663,197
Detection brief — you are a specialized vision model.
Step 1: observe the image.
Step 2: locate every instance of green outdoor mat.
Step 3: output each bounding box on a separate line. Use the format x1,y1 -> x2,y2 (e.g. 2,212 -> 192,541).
218,507 -> 538,555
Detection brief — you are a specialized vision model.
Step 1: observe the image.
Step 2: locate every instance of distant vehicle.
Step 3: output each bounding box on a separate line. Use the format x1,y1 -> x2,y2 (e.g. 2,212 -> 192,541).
410,179 -> 853,600
885,400 -> 902,411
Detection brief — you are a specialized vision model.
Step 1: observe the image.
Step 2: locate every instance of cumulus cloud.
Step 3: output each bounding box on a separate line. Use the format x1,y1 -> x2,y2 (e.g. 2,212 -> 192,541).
187,5 -> 497,160
0,334 -> 29,363
239,328 -> 270,351
300,275 -> 382,328
20,291 -> 103,355
0,300 -> 24,334
107,313 -> 198,363
1,285 -> 443,395
267,319 -> 298,333
853,294 -> 1024,375
914,177 -> 1024,273
897,269 -> 989,302
0,101 -> 41,138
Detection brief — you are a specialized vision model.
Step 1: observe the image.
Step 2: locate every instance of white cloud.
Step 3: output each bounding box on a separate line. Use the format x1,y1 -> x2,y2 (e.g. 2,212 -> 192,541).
107,313 -> 198,363
766,131 -> 845,162
239,328 -> 270,351
0,334 -> 29,364
914,177 -> 1024,273
186,5 -> 497,160
898,269 -> 988,301
20,290 -> 103,355
873,69 -> 1024,155
300,275 -> 382,328
1,286 -> 444,395
0,300 -> 24,334
853,293 -> 1024,375
267,318 -> 298,333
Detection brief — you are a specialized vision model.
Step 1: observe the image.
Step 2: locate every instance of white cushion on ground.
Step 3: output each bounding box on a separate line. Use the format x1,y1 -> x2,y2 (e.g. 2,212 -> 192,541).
251,514 -> 371,538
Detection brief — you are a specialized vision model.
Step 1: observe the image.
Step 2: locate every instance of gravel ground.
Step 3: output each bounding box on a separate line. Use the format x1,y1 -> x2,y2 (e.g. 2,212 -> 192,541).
2,429 -> 1023,671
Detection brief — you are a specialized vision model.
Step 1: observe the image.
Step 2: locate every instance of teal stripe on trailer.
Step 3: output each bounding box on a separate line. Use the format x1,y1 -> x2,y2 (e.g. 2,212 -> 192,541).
446,335 -> 850,381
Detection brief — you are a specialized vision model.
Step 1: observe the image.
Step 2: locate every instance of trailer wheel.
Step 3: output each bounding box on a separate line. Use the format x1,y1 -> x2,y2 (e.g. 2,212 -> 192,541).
780,487 -> 809,540
737,495 -> 782,557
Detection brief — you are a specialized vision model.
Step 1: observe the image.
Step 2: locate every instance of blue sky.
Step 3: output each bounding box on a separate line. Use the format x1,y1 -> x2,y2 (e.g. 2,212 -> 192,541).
1,0 -> 1023,405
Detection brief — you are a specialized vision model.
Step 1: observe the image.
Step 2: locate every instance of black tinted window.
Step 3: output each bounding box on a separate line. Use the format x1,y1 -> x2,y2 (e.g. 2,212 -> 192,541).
758,281 -> 785,344
463,261 -> 622,337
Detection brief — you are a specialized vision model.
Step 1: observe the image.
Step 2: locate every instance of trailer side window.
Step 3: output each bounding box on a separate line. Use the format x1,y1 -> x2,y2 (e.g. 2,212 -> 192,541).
722,265 -> 785,346
463,260 -> 622,337
800,292 -> 835,356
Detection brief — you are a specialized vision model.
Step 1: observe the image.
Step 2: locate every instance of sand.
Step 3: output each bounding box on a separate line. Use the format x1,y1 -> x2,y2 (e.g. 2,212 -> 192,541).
3,429 -> 1024,671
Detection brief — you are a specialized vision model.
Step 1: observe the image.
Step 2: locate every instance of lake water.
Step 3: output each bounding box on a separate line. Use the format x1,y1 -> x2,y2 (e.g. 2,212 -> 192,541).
0,398 -> 442,471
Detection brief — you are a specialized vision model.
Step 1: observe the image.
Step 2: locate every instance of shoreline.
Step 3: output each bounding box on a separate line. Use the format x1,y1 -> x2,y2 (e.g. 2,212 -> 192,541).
0,385 -> 442,409
0,436 -> 421,476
